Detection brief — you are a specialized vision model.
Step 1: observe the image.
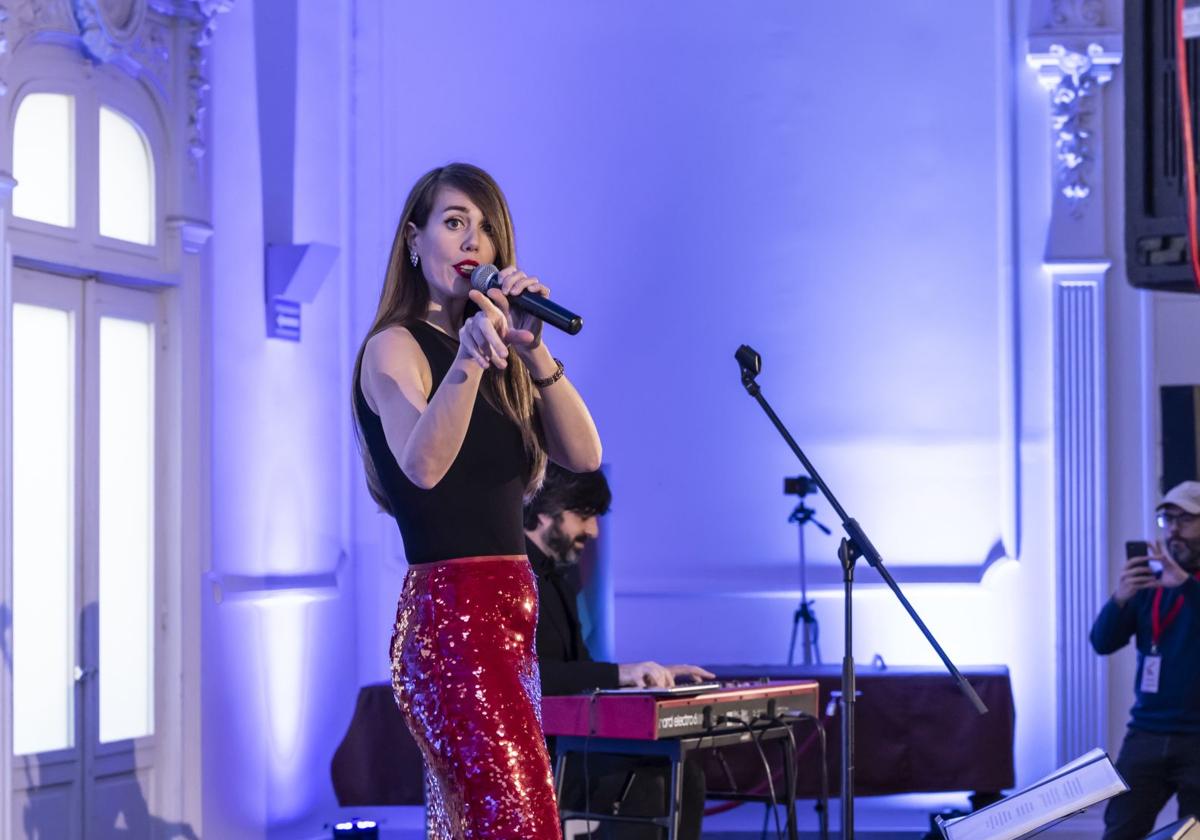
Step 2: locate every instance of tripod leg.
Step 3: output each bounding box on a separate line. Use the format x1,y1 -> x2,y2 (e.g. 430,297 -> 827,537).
787,609 -> 801,666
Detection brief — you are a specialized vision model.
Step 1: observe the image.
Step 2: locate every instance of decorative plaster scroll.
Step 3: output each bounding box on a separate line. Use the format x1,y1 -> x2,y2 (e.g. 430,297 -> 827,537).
1028,0 -> 1120,252
0,4 -> 8,97
3,0 -> 232,157
185,0 -> 232,161
8,0 -> 175,99
1029,43 -> 1119,218
72,0 -> 147,63
128,12 -> 169,86
9,0 -> 77,48
1049,0 -> 1105,28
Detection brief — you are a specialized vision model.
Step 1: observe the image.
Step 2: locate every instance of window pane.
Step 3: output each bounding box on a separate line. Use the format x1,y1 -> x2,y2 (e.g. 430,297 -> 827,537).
98,316 -> 155,743
12,304 -> 76,755
12,93 -> 75,228
99,107 -> 155,246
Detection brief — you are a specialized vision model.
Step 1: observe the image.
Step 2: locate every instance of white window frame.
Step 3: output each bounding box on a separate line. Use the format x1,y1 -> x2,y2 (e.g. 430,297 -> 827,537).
0,36 -> 207,840
5,46 -> 173,284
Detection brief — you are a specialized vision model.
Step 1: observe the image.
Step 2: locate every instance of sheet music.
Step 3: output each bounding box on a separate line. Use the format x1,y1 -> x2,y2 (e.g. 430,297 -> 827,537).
938,750 -> 1127,840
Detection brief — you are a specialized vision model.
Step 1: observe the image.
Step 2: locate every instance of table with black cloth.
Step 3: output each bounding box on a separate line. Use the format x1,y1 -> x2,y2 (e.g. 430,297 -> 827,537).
329,666 -> 1015,807
699,665 -> 1016,802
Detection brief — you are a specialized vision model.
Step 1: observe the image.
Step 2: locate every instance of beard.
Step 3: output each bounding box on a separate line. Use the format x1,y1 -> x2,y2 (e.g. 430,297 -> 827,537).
544,518 -> 589,568
1168,535 -> 1200,571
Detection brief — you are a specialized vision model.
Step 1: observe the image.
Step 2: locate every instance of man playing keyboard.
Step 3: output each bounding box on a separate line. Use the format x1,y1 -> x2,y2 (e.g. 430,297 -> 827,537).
525,464 -> 713,840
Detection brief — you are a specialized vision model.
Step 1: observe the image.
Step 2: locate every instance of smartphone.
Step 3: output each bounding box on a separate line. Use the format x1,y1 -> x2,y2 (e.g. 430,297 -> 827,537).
1125,540 -> 1149,560
1126,540 -> 1163,578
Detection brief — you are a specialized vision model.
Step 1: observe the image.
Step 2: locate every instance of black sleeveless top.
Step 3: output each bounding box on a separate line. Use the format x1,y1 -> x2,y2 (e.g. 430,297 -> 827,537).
355,321 -> 529,564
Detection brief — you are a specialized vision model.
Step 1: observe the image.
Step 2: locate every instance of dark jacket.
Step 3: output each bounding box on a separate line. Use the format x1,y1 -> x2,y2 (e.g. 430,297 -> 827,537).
1090,576 -> 1200,733
528,539 -> 620,695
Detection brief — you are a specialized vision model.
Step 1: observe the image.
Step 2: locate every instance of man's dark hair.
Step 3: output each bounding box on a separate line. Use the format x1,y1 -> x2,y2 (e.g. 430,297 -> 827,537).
523,463 -> 612,530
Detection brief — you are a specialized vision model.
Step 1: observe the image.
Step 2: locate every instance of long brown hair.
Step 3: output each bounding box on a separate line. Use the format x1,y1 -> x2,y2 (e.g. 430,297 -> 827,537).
353,163 -> 546,513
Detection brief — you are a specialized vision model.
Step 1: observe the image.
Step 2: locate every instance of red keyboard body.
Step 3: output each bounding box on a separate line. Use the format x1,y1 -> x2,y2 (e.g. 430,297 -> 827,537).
542,681 -> 820,740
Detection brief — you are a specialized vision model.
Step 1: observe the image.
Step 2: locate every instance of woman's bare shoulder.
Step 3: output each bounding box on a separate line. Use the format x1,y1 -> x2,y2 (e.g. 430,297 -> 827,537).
362,325 -> 431,405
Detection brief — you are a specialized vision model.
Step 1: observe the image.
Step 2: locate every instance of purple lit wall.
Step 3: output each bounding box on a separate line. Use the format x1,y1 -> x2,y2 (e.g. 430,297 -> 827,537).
188,0 -> 1142,827
204,1 -> 356,836
349,0 -> 1059,790
11,0 -> 1187,836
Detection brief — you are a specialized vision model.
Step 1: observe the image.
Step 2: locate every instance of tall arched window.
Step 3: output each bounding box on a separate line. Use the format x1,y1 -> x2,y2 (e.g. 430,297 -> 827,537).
0,2 -> 232,834
99,105 -> 155,246
11,92 -> 75,229
8,79 -> 164,265
3,40 -> 186,840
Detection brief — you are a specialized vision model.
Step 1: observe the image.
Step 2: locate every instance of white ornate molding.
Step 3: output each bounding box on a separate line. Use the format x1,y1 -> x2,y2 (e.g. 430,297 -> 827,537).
167,215 -> 213,253
3,0 -> 231,161
0,4 -> 9,98
1027,0 -> 1120,767
72,0 -> 147,63
1029,42 -> 1120,220
208,553 -> 346,605
184,0 -> 233,162
1046,0 -> 1106,28
1028,0 -> 1120,227
9,0 -> 77,43
1027,43 -> 1120,221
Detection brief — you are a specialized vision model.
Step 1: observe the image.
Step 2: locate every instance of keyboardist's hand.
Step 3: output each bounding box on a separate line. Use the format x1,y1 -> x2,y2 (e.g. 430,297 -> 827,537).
618,661 -> 675,688
617,661 -> 716,688
667,664 -> 716,684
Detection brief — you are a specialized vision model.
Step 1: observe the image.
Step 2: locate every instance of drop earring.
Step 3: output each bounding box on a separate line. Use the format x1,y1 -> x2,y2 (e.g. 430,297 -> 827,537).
410,250 -> 419,268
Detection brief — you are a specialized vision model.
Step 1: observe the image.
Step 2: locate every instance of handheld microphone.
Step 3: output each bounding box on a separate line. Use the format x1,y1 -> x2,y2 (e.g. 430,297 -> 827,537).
470,264 -> 583,335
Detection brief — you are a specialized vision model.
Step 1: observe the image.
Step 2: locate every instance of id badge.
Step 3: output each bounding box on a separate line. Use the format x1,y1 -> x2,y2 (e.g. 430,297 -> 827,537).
1141,654 -> 1162,694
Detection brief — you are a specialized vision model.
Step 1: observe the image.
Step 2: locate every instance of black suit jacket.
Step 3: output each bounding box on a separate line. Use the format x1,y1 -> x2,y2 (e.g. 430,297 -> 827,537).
529,539 -> 620,695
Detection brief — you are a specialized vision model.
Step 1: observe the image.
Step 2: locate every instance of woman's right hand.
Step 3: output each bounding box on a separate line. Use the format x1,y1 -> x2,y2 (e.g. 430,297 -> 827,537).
457,288 -> 536,370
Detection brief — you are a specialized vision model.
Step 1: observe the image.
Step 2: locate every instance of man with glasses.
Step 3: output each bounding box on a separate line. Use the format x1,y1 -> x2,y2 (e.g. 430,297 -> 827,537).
1091,480 -> 1200,839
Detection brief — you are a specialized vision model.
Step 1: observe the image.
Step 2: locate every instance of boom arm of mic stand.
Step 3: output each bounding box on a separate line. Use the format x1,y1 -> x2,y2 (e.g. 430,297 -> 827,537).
843,518 -> 989,715
736,357 -> 988,716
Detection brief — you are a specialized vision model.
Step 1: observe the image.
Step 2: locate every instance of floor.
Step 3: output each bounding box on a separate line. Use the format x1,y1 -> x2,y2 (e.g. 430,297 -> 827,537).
319,793 -> 1138,838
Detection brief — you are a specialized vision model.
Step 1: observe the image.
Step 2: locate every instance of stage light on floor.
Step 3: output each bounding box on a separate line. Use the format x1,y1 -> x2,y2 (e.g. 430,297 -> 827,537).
332,818 -> 378,838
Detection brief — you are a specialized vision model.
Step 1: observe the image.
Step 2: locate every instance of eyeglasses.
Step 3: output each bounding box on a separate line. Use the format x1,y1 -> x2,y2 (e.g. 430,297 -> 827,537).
1157,511 -> 1200,529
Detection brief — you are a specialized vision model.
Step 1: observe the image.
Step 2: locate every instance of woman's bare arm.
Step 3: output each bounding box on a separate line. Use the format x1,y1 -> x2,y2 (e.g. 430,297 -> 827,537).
361,326 -> 485,489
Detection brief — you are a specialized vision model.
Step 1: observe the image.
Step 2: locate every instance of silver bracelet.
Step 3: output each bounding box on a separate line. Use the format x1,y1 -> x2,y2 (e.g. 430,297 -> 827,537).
531,357 -> 565,388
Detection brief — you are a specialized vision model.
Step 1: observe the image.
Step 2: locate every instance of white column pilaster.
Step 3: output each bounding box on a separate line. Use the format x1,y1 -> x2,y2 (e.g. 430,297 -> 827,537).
1027,0 -> 1121,764
0,169 -> 15,840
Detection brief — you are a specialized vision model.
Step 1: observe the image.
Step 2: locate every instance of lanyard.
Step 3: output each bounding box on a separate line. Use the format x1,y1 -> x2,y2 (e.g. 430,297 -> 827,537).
1151,572 -> 1200,652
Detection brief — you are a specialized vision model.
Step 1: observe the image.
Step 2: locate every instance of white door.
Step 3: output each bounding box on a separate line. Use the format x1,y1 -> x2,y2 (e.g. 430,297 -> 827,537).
10,266 -> 164,839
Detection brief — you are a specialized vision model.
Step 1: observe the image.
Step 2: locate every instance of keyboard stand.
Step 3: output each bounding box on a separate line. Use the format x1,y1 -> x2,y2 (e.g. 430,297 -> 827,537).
553,722 -> 799,840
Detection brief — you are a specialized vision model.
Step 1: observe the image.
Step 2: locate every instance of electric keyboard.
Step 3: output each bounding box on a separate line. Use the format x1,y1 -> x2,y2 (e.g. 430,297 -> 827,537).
541,680 -> 819,740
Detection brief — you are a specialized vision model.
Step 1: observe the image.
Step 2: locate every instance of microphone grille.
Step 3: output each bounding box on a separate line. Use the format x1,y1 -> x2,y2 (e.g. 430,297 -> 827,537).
470,263 -> 500,293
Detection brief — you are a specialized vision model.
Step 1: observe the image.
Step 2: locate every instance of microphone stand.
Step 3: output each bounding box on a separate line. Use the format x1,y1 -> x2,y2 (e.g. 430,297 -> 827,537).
734,345 -> 988,840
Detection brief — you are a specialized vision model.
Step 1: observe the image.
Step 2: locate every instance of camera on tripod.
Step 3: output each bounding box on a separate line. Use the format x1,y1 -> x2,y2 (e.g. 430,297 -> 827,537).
783,475 -> 817,497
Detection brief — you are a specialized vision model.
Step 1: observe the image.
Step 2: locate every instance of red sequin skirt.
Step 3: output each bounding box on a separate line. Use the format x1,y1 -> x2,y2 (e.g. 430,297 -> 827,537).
390,555 -> 562,839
